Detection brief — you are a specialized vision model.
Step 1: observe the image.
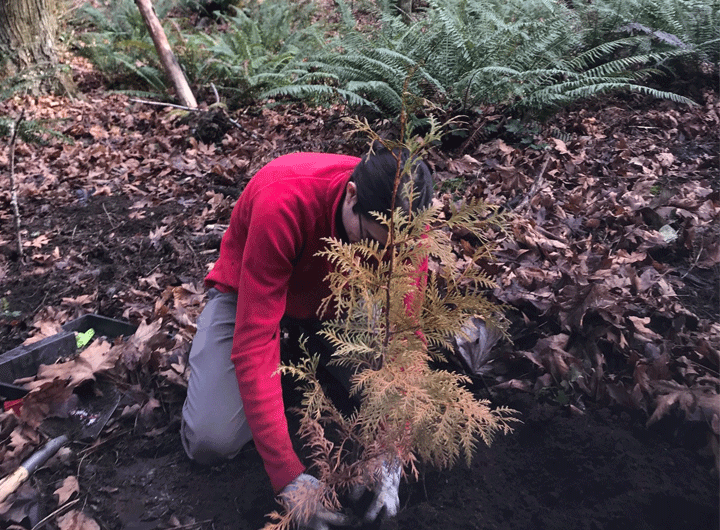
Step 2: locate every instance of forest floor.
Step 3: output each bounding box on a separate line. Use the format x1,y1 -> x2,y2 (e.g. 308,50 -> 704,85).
0,55 -> 718,530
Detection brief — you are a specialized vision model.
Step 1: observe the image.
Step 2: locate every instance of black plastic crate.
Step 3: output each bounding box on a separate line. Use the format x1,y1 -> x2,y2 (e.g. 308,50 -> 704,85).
0,314 -> 137,399
61,314 -> 137,338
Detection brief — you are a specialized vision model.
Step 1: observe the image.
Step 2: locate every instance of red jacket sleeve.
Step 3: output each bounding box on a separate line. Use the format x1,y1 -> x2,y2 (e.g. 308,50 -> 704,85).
232,188 -> 306,494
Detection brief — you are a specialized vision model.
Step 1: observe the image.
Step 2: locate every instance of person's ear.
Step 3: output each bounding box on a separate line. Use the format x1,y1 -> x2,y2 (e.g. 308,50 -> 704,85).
345,181 -> 358,207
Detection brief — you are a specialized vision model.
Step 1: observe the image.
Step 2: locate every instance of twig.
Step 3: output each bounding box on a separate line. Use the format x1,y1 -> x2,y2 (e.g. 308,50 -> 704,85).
169,519 -> 214,530
681,240 -> 703,280
30,498 -> 80,530
9,109 -> 26,258
130,97 -> 263,140
226,115 -> 262,141
535,224 -> 567,243
210,83 -> 220,105
514,157 -> 550,215
185,239 -> 200,270
130,98 -> 201,111
102,203 -> 117,230
77,449 -> 89,477
76,428 -> 133,457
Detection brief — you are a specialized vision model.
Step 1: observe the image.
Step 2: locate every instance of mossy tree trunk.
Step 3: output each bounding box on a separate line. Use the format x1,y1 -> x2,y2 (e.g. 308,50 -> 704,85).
0,0 -> 66,90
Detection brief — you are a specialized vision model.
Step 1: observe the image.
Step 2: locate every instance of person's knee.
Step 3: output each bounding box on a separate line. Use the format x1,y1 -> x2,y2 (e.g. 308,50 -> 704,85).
181,420 -> 250,465
184,437 -> 234,465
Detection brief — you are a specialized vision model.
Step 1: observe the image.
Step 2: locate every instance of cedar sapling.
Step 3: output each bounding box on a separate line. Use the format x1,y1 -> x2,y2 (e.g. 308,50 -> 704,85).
265,104 -> 518,530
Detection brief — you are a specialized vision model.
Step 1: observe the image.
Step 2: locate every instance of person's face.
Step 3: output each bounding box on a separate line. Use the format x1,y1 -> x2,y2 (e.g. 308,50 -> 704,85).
341,181 -> 389,247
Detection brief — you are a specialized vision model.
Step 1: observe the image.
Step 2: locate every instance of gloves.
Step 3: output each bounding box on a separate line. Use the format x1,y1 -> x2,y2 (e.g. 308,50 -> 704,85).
352,456 -> 402,522
280,473 -> 350,530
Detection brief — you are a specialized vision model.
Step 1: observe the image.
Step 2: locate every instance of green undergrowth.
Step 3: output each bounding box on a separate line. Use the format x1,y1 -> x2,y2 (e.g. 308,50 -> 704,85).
70,0 -> 717,119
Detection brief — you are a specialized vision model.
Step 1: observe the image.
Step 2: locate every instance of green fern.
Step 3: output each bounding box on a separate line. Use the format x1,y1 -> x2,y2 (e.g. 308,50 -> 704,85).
262,83 -> 379,110
260,0 -> 706,116
183,1 -> 324,103
69,0 -> 714,112
0,116 -> 73,145
577,0 -> 719,63
73,0 -> 175,95
71,0 -> 324,102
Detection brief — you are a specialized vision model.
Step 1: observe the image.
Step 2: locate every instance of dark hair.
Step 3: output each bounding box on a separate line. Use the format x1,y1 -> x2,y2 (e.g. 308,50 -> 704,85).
350,141 -> 433,218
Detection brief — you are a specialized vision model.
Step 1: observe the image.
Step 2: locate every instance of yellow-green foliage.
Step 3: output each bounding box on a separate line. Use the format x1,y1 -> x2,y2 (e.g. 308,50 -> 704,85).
267,116 -> 519,530
284,197 -> 518,479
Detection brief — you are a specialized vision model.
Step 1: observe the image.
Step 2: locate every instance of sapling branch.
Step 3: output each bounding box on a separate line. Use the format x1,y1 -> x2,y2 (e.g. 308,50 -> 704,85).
9,109 -> 25,259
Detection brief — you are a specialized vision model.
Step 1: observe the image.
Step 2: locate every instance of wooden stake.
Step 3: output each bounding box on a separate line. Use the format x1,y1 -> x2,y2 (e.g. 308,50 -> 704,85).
133,0 -> 198,109
9,109 -> 24,259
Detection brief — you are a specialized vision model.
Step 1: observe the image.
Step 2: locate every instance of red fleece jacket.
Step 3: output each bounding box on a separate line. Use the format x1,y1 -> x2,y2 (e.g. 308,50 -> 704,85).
205,153 -> 360,493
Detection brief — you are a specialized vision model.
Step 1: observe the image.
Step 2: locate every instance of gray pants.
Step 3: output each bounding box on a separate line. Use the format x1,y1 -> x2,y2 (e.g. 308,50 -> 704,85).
181,289 -> 353,465
181,289 -> 253,464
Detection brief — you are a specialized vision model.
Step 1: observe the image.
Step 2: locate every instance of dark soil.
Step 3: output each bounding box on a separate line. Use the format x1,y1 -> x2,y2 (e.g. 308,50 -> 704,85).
26,388 -> 719,530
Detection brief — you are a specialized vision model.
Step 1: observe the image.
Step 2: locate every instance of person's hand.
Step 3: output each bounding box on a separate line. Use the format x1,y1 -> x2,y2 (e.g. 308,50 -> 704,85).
280,473 -> 350,530
352,456 -> 402,522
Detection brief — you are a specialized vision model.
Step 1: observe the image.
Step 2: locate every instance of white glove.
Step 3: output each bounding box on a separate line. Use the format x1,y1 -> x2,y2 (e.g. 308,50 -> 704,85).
353,457 -> 402,522
280,473 -> 350,530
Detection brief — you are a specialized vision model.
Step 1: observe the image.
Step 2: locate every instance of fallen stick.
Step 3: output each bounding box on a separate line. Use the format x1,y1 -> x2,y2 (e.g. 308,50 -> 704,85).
514,156 -> 550,215
8,109 -> 25,259
169,519 -> 214,530
30,498 -> 81,530
133,0 -> 197,109
129,97 -> 198,111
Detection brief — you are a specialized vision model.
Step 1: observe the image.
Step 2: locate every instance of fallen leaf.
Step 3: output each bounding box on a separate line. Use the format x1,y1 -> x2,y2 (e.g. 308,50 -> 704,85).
628,316 -> 662,342
552,138 -> 569,154
453,317 -> 504,375
22,340 -> 116,392
23,234 -> 50,249
119,319 -> 164,370
57,509 -> 101,530
54,476 -> 79,505
18,379 -> 75,429
647,380 -> 720,426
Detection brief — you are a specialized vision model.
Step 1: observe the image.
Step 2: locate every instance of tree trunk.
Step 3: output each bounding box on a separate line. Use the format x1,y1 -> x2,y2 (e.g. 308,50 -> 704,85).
0,0 -> 59,79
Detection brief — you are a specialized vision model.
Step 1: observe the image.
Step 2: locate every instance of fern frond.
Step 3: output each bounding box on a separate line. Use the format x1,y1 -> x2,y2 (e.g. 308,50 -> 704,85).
0,117 -> 73,145
261,84 -> 379,110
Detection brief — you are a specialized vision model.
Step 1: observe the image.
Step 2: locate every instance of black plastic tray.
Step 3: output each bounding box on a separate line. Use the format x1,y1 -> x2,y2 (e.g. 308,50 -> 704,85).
0,314 -> 137,399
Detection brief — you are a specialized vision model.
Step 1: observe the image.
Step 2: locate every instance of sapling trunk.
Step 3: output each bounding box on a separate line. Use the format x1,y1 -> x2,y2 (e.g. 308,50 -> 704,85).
382,147 -> 403,356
